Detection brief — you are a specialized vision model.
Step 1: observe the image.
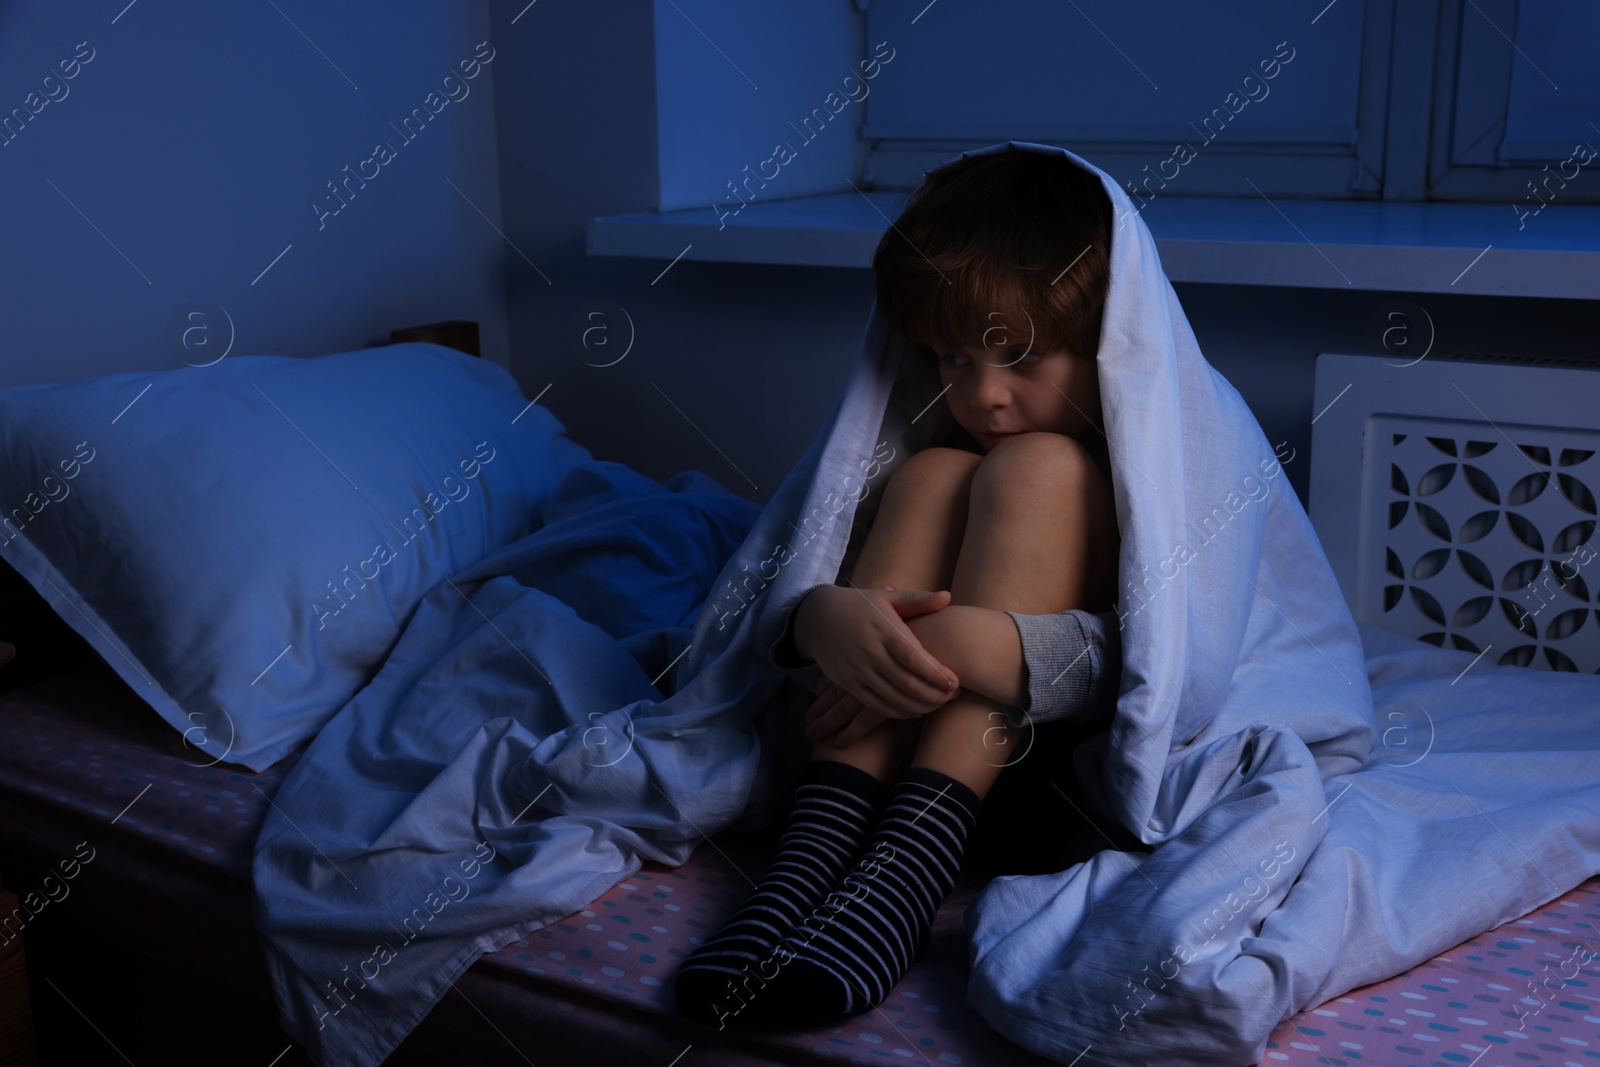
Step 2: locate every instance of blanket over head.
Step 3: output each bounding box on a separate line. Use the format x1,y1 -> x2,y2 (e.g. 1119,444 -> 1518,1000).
254,142 -> 1600,1067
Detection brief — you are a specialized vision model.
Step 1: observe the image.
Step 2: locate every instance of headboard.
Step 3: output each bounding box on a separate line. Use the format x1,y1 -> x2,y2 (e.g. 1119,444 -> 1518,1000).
390,319 -> 479,357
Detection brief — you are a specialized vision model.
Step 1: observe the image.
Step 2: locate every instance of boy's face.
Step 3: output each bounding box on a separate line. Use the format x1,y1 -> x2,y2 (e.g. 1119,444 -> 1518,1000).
933,337 -> 1103,452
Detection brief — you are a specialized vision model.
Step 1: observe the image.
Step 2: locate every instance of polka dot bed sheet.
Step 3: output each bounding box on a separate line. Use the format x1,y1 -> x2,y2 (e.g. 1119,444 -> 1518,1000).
1255,883 -> 1600,1067
1,663 -> 1596,1067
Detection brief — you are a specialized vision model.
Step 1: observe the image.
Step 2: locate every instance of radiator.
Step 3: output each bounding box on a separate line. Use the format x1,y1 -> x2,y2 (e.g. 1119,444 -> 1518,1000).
1309,351 -> 1600,675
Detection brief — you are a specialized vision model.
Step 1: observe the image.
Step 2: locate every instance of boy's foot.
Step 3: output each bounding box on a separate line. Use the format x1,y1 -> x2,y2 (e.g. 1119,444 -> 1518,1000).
754,766 -> 981,1023
672,758 -> 889,1028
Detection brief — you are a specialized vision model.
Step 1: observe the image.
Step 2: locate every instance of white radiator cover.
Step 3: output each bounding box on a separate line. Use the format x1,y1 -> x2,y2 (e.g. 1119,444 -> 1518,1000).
1309,352 -> 1600,675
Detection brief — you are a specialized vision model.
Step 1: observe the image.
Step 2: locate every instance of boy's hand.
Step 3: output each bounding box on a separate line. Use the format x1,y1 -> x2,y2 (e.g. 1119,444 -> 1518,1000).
804,673 -> 888,749
794,583 -> 959,721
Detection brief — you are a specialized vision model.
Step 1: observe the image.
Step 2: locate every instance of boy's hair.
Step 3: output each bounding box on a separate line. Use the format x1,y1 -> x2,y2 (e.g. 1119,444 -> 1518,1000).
871,147 -> 1114,365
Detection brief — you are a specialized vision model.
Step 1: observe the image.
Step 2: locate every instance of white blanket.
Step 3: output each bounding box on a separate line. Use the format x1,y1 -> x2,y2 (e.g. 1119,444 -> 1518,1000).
939,144 -> 1600,1064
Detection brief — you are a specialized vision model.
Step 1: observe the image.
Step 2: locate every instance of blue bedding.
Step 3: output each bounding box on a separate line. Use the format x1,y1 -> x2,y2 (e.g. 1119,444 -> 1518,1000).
252,457 -> 791,1065
254,142 -> 1600,1067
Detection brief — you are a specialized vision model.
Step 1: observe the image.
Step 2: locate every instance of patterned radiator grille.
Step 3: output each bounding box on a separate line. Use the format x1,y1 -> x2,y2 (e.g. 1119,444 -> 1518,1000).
1360,415 -> 1599,674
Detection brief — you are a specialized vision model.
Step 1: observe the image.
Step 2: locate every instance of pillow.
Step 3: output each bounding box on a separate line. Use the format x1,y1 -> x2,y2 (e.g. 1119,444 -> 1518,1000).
0,343 -> 591,770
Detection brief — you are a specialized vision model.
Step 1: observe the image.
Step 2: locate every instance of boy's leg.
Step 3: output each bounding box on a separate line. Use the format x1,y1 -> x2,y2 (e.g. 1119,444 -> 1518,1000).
673,447 -> 981,1028
910,431 -> 1118,796
750,433 -> 1119,1025
809,446 -> 983,782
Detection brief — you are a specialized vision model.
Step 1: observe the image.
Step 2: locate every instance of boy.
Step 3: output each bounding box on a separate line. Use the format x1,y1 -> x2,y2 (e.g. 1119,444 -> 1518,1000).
674,146 -> 1124,1028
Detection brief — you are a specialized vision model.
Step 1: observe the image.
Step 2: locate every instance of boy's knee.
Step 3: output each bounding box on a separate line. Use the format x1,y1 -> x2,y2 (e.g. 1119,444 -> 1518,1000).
971,432 -> 1101,504
885,445 -> 981,497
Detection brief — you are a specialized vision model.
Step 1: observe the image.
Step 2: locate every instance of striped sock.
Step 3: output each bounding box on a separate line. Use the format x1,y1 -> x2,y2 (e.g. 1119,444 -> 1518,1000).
673,759 -> 889,1028
758,766 -> 981,1023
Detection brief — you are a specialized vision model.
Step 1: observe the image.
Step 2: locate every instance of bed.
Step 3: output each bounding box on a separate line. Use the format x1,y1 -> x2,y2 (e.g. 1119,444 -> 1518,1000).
2,321 -> 1598,1066
2,650 -> 1598,1066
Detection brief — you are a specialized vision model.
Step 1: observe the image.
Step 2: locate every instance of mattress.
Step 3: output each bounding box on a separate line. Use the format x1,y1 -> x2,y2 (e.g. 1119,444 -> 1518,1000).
1,660 -> 1595,1066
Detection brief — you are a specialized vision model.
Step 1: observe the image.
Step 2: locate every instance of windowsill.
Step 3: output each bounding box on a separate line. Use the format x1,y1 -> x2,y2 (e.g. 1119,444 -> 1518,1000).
589,193 -> 1600,299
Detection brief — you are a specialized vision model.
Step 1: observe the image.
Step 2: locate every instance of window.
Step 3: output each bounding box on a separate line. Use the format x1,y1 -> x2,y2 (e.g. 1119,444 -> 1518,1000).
592,0 -> 1600,289
1424,0 -> 1600,200
858,0 -> 1600,203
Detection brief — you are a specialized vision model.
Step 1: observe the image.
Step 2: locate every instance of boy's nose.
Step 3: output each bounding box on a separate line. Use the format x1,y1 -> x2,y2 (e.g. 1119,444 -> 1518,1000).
973,370 -> 1010,408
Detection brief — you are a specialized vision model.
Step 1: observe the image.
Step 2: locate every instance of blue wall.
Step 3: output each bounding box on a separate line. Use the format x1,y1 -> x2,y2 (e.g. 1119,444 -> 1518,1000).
0,0 -> 509,386
489,0 -> 874,502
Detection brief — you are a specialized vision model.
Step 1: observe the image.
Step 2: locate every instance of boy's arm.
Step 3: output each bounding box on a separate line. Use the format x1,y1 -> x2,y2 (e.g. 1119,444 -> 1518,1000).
1003,609 -> 1121,725
787,590 -> 1118,728
789,584 -> 961,713
900,604 -> 1119,722
900,604 -> 1027,707
768,582 -> 829,687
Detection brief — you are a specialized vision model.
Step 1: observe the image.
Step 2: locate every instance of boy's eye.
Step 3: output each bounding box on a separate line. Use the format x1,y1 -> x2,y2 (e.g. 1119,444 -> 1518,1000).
937,347 -> 1039,368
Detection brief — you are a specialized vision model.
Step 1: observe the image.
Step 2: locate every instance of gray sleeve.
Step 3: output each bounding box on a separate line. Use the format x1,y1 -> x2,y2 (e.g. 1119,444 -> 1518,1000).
1001,608 -> 1121,725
